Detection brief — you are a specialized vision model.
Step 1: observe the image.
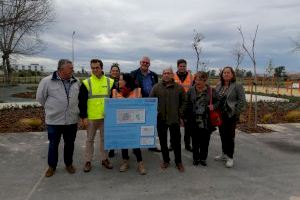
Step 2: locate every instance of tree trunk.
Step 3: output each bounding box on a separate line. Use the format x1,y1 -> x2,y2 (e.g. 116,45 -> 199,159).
2,55 -> 8,85
7,59 -> 12,85
2,54 -> 12,85
196,56 -> 199,72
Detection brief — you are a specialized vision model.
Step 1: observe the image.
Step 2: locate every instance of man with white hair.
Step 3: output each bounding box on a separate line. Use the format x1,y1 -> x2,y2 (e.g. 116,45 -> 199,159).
150,67 -> 186,172
131,56 -> 159,152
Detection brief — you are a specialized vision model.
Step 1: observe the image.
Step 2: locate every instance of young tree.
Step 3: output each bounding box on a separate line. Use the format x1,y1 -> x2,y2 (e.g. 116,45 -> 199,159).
0,0 -> 54,84
232,42 -> 244,70
238,25 -> 259,128
192,29 -> 204,72
232,42 -> 245,82
265,59 -> 274,89
291,34 -> 300,52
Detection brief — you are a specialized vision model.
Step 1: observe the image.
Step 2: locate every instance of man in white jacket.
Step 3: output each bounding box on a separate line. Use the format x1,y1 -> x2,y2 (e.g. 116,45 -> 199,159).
36,59 -> 80,177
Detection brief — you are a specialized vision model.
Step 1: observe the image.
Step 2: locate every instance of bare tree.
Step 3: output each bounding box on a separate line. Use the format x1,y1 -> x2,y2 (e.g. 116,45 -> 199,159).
192,29 -> 204,72
237,25 -> 259,128
232,42 -> 244,70
0,0 -> 54,84
291,34 -> 300,52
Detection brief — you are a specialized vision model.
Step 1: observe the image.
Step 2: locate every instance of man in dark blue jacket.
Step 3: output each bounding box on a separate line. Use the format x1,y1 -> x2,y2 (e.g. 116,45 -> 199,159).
131,56 -> 159,152
130,56 -> 158,97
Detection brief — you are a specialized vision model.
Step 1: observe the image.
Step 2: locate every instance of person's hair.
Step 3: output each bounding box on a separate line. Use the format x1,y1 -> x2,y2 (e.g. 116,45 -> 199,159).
177,59 -> 187,66
90,59 -> 103,69
194,71 -> 208,81
57,59 -> 72,70
110,63 -> 120,73
162,66 -> 174,74
220,66 -> 236,85
120,73 -> 138,91
140,56 -> 150,62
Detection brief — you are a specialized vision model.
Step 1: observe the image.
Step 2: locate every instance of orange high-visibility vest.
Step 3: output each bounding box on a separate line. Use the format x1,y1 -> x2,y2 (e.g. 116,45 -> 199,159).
174,71 -> 193,92
112,88 -> 142,99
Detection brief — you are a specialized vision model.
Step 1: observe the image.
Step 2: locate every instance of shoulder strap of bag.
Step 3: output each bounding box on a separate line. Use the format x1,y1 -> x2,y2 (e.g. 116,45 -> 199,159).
209,87 -> 213,106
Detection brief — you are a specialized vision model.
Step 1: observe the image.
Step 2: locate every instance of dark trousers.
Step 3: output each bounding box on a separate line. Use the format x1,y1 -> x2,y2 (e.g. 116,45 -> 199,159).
192,127 -> 211,161
184,119 -> 192,146
121,148 -> 142,162
157,120 -> 182,164
218,114 -> 237,158
47,124 -> 77,168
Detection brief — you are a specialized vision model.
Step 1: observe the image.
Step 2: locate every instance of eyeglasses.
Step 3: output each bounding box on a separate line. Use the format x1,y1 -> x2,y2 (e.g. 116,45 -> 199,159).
178,65 -> 186,68
141,61 -> 150,64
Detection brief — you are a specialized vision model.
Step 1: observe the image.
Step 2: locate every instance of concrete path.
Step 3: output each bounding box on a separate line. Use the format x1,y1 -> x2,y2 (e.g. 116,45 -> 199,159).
0,124 -> 300,200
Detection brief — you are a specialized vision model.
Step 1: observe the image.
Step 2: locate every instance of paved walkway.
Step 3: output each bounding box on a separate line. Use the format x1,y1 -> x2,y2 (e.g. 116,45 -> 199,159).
0,124 -> 299,200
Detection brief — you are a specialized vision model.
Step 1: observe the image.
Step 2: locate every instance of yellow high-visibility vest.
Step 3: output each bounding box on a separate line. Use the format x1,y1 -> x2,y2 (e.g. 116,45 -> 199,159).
83,74 -> 114,120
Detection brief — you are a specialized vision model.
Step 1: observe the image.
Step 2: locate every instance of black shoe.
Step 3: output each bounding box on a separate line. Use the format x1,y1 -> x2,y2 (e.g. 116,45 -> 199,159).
108,150 -> 115,158
185,145 -> 193,152
199,160 -> 207,166
148,148 -> 161,152
193,160 -> 200,166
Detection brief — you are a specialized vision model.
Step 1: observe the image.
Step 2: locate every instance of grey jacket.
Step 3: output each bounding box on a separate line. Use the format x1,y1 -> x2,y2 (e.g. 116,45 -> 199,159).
215,82 -> 246,118
36,72 -> 80,125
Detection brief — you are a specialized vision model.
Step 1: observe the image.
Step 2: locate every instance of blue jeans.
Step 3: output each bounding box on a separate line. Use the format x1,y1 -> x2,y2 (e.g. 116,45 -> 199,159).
47,124 -> 77,168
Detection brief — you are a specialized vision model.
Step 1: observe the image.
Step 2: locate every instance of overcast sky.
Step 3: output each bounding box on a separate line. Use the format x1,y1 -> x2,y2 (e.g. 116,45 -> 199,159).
17,0 -> 300,74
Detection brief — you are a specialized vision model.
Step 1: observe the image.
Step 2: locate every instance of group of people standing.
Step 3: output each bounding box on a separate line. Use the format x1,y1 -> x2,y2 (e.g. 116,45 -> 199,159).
36,56 -> 246,178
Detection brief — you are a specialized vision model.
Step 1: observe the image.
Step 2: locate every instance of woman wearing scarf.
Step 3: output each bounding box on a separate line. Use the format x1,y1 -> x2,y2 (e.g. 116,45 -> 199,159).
112,73 -> 147,175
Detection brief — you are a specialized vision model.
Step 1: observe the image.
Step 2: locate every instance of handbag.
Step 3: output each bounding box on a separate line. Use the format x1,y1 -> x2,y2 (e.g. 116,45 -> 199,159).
209,87 -> 222,126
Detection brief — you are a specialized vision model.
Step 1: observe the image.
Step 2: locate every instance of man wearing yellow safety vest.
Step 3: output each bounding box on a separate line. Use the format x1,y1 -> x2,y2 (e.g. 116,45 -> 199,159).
79,59 -> 115,172
174,59 -> 194,152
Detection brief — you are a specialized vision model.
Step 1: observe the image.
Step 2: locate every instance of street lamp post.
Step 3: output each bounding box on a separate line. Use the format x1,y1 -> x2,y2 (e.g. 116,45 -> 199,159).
72,31 -> 75,65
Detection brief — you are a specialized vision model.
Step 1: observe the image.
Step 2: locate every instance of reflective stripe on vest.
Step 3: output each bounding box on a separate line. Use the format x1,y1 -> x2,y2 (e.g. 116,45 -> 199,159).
87,77 -> 111,99
174,72 -> 193,92
83,76 -> 113,120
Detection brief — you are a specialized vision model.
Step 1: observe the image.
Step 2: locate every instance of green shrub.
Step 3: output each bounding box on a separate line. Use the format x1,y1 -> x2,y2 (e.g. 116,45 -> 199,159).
285,110 -> 300,122
19,118 -> 42,129
261,113 -> 273,123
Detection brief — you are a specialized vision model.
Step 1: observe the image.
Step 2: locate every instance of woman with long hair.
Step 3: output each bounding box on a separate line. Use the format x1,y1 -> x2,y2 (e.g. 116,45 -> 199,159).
215,66 -> 246,168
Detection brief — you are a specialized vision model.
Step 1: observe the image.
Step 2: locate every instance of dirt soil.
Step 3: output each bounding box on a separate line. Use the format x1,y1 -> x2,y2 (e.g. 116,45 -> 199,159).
0,101 -> 299,133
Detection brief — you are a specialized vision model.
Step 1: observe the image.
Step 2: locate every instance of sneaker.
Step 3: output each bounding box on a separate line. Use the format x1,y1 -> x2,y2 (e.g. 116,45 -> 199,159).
108,150 -> 115,158
83,162 -> 92,172
137,161 -> 147,175
45,167 -> 55,177
65,165 -> 76,174
176,163 -> 185,172
225,158 -> 234,168
214,154 -> 227,161
160,162 -> 170,170
102,159 -> 113,169
119,160 -> 129,172
185,145 -> 192,152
